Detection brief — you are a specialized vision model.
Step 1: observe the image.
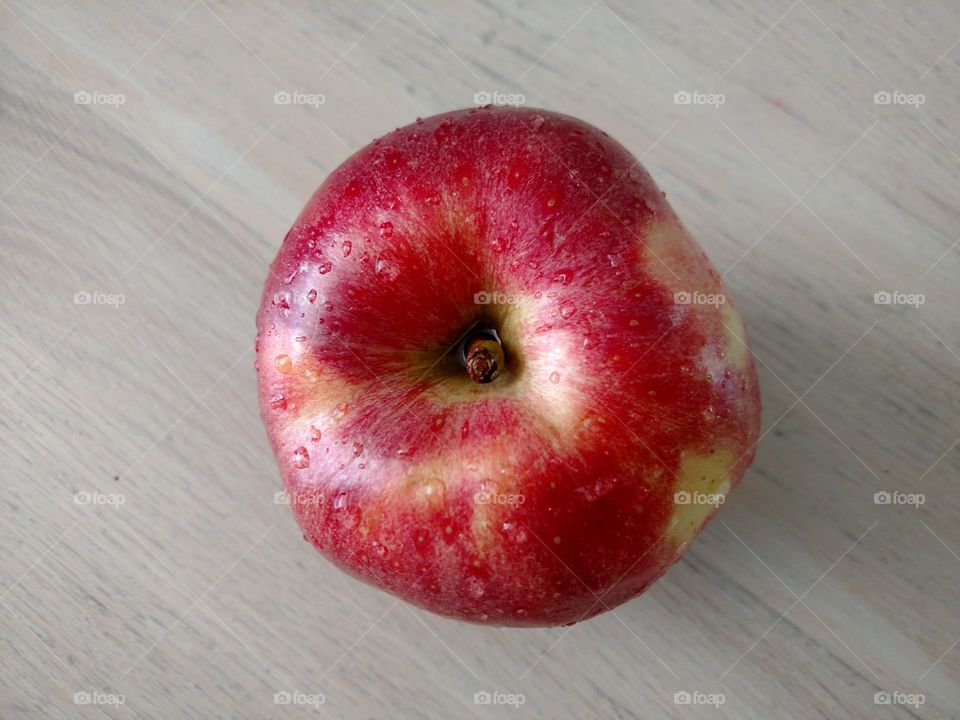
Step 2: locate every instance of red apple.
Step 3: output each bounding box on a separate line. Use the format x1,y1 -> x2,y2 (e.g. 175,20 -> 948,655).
256,107 -> 760,627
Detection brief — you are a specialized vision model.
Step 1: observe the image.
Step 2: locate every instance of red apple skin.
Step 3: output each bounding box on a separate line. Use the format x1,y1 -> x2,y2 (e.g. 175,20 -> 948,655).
256,107 -> 760,627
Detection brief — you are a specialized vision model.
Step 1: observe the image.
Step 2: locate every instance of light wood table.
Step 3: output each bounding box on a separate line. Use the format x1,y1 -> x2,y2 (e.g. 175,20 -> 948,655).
2,2 -> 959,718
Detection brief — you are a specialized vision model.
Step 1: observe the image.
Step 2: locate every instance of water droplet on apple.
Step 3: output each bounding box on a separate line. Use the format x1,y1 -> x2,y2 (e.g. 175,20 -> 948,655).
377,256 -> 400,280
552,269 -> 574,285
549,371 -> 560,384
379,221 -> 393,238
333,493 -> 347,510
466,576 -> 486,598
333,402 -> 349,420
270,393 -> 287,410
530,115 -> 545,131
318,260 -> 333,274
341,240 -> 352,257
559,301 -> 576,319
273,291 -> 291,317
353,442 -> 364,457
306,289 -> 317,303
292,446 -> 310,468
310,426 -> 322,442
582,333 -> 599,349
461,420 -> 469,439
370,541 -> 387,557
275,354 -> 293,373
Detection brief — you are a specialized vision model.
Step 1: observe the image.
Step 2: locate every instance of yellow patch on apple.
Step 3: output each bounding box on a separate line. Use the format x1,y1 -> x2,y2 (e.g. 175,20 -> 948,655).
667,448 -> 735,549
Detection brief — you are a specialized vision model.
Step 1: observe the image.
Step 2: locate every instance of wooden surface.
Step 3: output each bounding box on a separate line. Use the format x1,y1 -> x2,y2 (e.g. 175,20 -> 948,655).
2,2 -> 959,718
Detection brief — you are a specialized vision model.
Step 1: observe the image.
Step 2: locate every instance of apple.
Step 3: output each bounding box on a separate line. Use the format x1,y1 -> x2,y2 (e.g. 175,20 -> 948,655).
256,107 -> 760,627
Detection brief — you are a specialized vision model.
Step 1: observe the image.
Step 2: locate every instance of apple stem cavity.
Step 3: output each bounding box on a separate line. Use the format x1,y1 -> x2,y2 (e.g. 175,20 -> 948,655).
461,330 -> 505,384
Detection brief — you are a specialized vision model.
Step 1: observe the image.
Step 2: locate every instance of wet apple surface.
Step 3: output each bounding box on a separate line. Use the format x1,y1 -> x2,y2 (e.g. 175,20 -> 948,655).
257,107 -> 761,627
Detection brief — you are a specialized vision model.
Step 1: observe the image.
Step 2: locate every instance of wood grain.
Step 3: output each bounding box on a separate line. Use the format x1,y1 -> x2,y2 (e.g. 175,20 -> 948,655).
2,1 -> 959,718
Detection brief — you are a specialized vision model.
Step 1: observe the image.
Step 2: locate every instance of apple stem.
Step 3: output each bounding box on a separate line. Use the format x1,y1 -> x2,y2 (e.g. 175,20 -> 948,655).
462,331 -> 505,384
